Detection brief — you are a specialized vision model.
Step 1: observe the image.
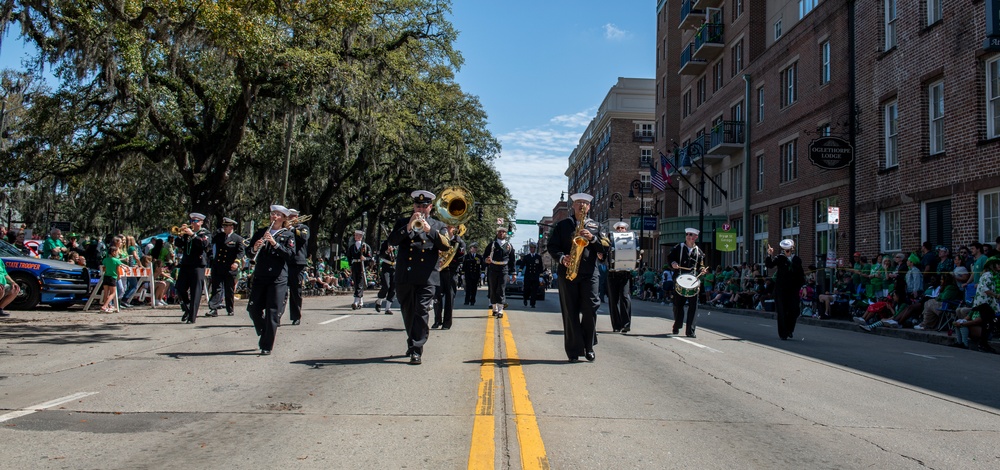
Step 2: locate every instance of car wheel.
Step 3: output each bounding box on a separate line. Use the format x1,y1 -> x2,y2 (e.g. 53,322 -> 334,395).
9,272 -> 41,310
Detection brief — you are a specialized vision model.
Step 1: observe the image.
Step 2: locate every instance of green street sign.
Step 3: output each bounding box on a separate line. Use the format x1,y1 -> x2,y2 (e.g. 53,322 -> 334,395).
514,219 -> 537,224
716,229 -> 737,252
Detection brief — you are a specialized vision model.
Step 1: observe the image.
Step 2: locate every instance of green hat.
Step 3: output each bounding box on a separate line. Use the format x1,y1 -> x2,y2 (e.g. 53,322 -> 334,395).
907,253 -> 920,264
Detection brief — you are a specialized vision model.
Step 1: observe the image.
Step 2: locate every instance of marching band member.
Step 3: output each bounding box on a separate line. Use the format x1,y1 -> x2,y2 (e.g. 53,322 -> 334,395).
766,239 -> 806,340
520,243 -> 544,308
247,205 -> 296,355
386,190 -> 451,365
462,244 -> 483,305
287,209 -> 310,325
432,225 -> 465,329
347,230 -> 372,310
668,228 -> 706,338
608,221 -> 636,333
176,212 -> 211,324
207,217 -> 244,317
483,226 -> 516,317
547,193 -> 609,362
375,239 -> 397,315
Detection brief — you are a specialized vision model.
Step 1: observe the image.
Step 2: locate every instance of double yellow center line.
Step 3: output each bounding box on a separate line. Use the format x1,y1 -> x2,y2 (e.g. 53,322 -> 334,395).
468,313 -> 549,469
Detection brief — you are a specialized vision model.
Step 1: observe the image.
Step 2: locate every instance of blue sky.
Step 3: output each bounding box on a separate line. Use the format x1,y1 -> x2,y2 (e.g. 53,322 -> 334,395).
448,1 -> 655,248
1,1 -> 656,248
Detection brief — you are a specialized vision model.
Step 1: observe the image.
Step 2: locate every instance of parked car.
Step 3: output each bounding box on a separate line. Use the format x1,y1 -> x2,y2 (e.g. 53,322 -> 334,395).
0,239 -> 99,310
504,269 -> 546,301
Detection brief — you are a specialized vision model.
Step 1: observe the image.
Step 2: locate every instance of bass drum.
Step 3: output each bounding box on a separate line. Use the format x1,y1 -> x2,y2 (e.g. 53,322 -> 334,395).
674,274 -> 700,297
610,232 -> 638,270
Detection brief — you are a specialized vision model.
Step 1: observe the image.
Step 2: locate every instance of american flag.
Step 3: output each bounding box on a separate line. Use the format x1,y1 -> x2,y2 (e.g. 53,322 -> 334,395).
649,162 -> 665,192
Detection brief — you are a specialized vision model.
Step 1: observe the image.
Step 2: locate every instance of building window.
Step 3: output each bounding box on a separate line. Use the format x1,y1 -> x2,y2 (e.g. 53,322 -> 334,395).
819,124 -> 831,136
731,40 -> 743,77
712,173 -> 723,206
681,188 -> 693,216
636,122 -> 654,137
881,208 -> 902,253
928,81 -> 945,155
927,0 -> 942,26
640,148 -> 652,165
756,155 -> 765,191
884,100 -> 898,168
782,62 -> 797,107
730,163 -> 743,200
731,100 -> 743,122
754,213 -> 769,266
820,41 -> 831,85
774,19 -> 783,40
757,87 -> 764,122
885,0 -> 897,50
982,189 -> 1000,243
683,90 -> 692,117
697,76 -> 707,105
640,172 -> 651,190
780,140 -> 797,183
799,0 -> 819,19
734,0 -> 744,20
988,56 -> 1000,139
815,196 -> 838,224
781,206 -> 800,250
713,60 -> 724,92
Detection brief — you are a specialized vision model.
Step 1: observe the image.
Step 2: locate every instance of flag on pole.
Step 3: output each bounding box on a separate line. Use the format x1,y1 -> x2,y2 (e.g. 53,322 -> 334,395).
649,162 -> 665,192
660,153 -> 673,185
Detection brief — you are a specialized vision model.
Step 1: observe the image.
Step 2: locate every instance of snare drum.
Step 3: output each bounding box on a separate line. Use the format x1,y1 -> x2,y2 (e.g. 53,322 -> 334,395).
674,274 -> 700,297
610,232 -> 638,270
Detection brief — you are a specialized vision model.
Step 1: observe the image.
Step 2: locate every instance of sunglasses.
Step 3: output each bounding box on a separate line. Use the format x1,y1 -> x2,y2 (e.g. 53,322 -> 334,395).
686,233 -> 697,237
414,202 -> 431,207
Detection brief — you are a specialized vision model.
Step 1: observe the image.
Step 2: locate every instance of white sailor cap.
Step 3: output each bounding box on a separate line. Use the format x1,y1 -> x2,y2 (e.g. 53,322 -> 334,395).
779,239 -> 795,250
189,212 -> 206,221
613,221 -> 629,229
288,208 -> 300,216
270,204 -> 291,216
354,230 -> 364,235
685,227 -> 700,235
221,217 -> 237,225
570,193 -> 593,203
411,190 -> 435,204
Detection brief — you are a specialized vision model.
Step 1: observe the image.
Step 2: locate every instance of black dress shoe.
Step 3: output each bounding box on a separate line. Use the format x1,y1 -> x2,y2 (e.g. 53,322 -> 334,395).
375,302 -> 382,313
227,311 -> 234,316
205,309 -> 218,317
181,314 -> 190,323
613,329 -> 620,333
568,356 -> 579,362
186,319 -> 195,324
431,321 -> 442,329
585,351 -> 596,362
442,326 -> 451,330
686,333 -> 696,338
410,353 -> 422,365
260,349 -> 271,355
672,329 -> 679,335
291,320 -> 300,325
621,326 -> 630,334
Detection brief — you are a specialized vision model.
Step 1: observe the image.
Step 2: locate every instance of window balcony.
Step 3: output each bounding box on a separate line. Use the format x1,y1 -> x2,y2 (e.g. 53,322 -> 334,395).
679,0 -> 704,30
633,131 -> 655,142
679,43 -> 708,75
709,121 -> 746,155
693,23 -> 724,60
693,0 -> 723,8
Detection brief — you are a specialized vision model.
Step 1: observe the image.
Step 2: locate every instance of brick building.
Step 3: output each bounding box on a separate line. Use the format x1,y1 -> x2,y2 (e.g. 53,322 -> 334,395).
562,77 -> 675,269
854,0 -> 1000,257
657,0 -> 853,273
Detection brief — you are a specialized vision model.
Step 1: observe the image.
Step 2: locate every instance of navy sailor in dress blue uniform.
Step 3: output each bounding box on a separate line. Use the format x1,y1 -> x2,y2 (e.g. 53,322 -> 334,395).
176,212 -> 212,324
520,243 -> 544,308
375,240 -> 397,314
483,227 -> 516,317
432,225 -> 465,329
207,217 -> 244,317
347,230 -> 372,310
608,221 -> 637,333
247,205 -> 296,355
386,190 -> 451,365
668,227 -> 707,337
546,193 -> 610,362
286,209 -> 310,325
765,239 -> 806,340
462,244 -> 483,305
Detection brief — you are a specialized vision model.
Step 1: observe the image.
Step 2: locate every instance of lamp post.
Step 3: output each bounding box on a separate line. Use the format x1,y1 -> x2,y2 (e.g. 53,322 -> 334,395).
609,192 -> 623,223
628,180 -> 646,266
674,138 -> 728,265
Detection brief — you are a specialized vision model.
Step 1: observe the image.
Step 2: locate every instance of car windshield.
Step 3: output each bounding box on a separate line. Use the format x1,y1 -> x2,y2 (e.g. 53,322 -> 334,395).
0,239 -> 23,257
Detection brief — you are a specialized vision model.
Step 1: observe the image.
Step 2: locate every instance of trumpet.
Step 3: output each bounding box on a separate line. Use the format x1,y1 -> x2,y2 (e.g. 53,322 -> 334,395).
170,224 -> 189,236
411,213 -> 429,232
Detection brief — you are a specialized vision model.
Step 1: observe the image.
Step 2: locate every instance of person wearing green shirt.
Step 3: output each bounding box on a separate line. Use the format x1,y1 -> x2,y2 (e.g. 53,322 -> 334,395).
100,246 -> 125,313
914,273 -> 962,330
0,259 -> 21,316
42,228 -> 68,261
970,242 -> 988,285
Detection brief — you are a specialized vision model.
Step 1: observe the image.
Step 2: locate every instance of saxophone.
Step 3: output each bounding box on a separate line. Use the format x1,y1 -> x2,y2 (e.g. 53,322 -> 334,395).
565,214 -> 588,281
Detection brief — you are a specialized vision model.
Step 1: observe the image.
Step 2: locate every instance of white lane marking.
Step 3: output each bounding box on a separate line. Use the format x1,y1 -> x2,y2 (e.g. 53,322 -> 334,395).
674,336 -> 722,353
904,352 -> 944,359
0,391 -> 99,423
319,315 -> 351,325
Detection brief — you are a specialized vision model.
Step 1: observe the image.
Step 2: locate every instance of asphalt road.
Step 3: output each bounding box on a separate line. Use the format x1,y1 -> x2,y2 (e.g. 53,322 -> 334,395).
1,290 -> 999,469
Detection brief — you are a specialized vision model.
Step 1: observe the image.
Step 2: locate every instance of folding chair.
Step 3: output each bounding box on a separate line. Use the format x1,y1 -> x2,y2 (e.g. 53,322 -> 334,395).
936,299 -> 961,332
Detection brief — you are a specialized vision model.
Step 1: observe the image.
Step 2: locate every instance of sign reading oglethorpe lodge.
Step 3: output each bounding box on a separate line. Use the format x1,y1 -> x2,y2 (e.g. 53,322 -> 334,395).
808,136 -> 854,170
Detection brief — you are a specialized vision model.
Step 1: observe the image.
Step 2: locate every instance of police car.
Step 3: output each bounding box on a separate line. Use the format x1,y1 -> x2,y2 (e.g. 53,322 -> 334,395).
0,239 -> 99,309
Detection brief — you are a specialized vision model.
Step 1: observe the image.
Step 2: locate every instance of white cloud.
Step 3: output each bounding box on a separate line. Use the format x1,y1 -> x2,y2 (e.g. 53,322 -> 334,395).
603,23 -> 628,41
549,108 -> 595,128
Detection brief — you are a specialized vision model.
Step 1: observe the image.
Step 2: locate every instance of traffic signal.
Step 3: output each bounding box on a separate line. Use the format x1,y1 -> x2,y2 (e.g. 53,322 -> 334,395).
538,233 -> 543,239
507,224 -> 513,236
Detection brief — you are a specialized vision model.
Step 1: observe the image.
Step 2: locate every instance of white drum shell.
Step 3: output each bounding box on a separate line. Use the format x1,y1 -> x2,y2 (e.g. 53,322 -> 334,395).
611,232 -> 637,270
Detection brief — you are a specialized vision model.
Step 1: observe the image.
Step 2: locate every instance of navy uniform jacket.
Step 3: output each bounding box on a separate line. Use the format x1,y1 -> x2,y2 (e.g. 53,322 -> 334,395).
521,252 -> 544,281
462,253 -> 483,278
179,228 -> 212,267
378,240 -> 396,268
667,242 -> 706,279
291,224 -> 310,266
346,241 -> 372,267
483,239 -> 516,274
546,216 -> 610,280
249,227 -> 296,280
211,231 -> 245,269
765,254 -> 805,297
387,216 -> 451,286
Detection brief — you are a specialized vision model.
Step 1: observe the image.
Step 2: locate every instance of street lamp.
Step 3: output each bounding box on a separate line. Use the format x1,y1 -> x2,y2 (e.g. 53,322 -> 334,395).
674,139 -> 727,263
608,192 -> 624,222
628,180 -> 647,266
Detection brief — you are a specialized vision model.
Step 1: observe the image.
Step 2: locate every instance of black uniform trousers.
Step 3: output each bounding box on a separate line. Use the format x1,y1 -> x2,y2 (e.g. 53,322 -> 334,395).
607,270 -> 632,331
176,266 -> 205,321
672,290 -> 699,335
397,283 -> 434,355
523,276 -> 540,307
288,264 -> 305,322
248,276 -> 288,351
434,268 -> 458,328
208,266 -> 236,314
351,263 -> 366,299
464,274 -> 479,304
774,292 -> 801,339
377,264 -> 395,303
557,274 -> 599,359
487,265 -> 507,305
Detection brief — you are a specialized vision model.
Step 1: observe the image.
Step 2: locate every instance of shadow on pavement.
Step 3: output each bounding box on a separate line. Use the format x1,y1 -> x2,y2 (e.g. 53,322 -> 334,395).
159,349 -> 260,358
291,356 -> 406,367
0,323 -> 150,345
